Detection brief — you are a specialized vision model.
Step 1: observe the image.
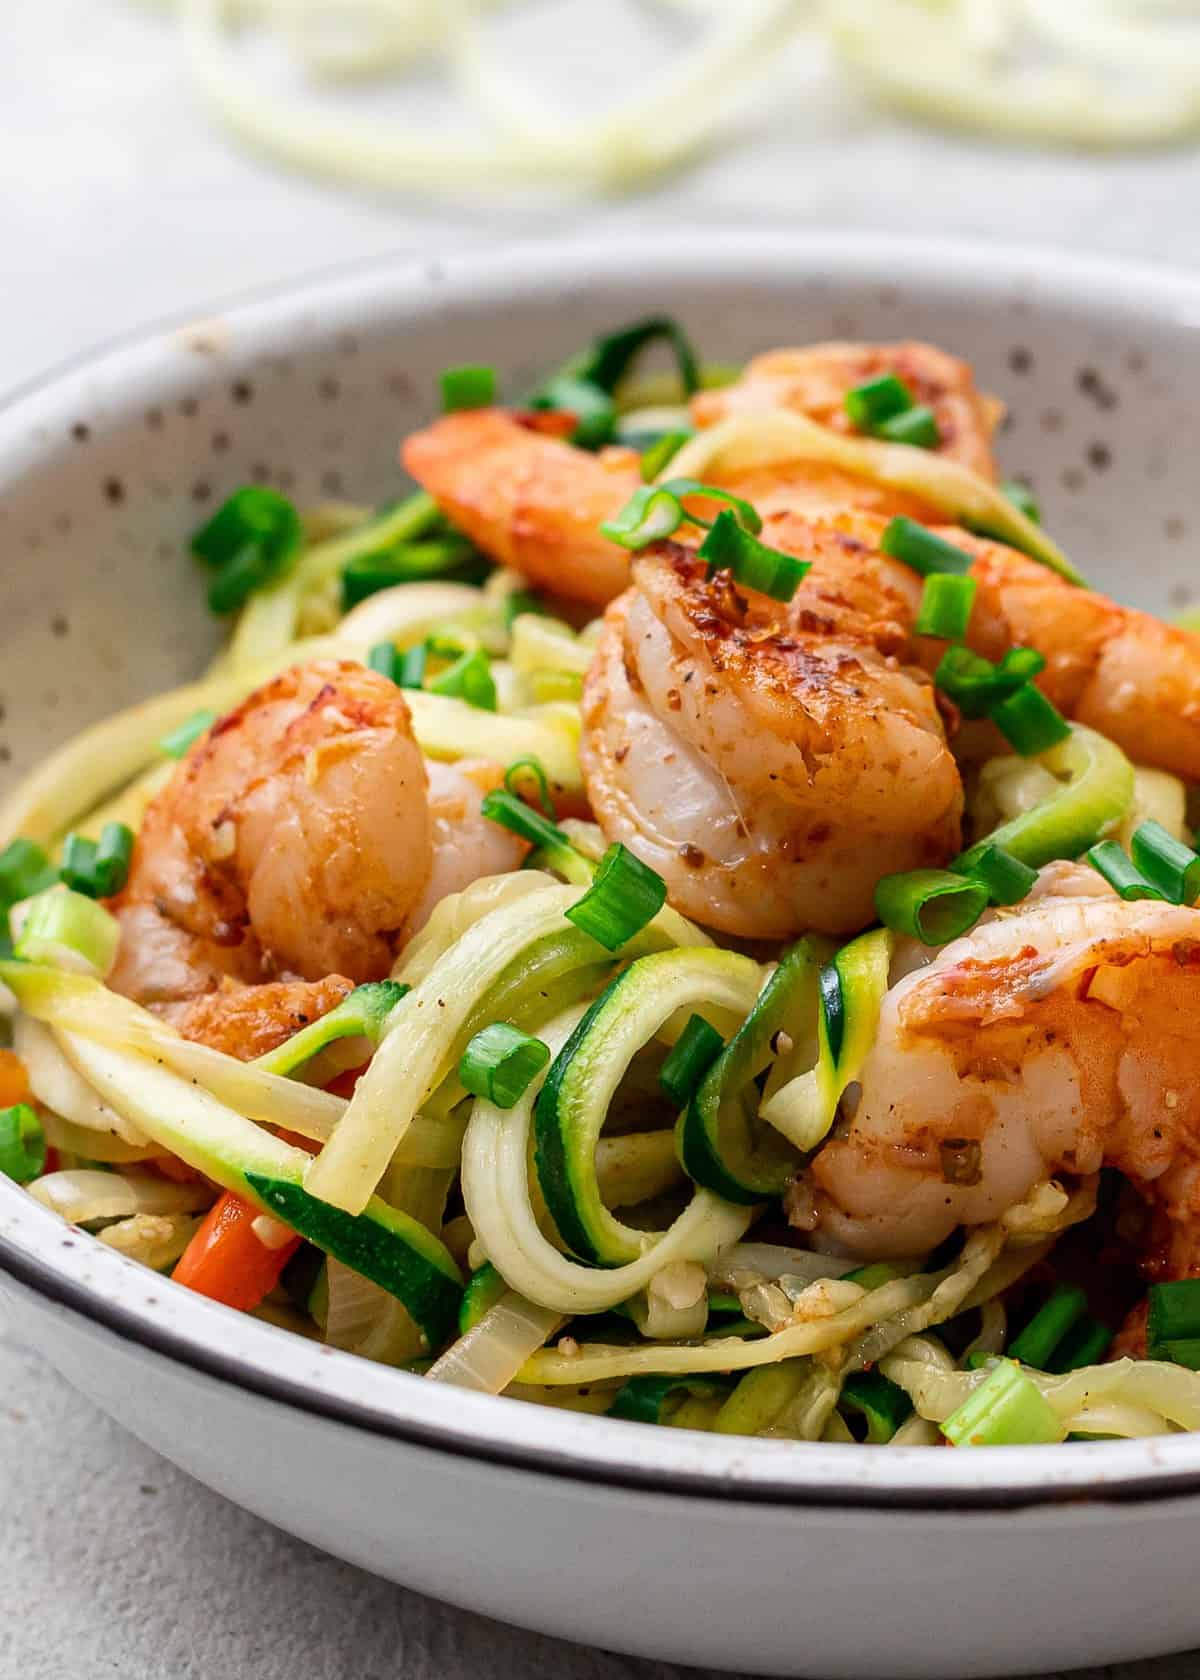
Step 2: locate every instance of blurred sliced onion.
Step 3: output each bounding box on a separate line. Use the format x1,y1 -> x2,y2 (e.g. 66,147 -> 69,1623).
426,1293 -> 564,1392
29,1169 -> 214,1225
14,1015 -> 151,1145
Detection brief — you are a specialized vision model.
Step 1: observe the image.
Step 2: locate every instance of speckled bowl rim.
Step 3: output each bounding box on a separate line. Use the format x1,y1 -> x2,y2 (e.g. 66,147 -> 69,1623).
4,231 -> 1200,1512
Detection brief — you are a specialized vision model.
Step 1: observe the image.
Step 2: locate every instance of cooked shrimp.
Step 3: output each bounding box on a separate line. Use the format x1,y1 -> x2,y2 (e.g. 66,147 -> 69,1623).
581,547 -> 962,940
108,661 -> 433,1002
401,409 -> 640,607
399,757 -> 528,941
163,975 -> 355,1060
950,531 -> 1200,781
802,872 -> 1200,1263
692,340 -> 1004,479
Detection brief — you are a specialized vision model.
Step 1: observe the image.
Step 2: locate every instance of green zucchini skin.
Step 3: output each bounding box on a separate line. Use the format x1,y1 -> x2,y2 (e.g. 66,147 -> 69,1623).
608,1373 -> 736,1425
458,1261 -> 508,1335
246,1173 -> 462,1351
677,938 -> 824,1202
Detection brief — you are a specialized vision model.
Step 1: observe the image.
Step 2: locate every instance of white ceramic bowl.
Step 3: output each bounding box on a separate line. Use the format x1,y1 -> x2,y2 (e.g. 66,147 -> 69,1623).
3,234 -> 1200,1679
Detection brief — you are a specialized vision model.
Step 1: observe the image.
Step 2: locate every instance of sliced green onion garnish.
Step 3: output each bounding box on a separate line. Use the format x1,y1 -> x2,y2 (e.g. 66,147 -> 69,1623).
876,404 -> 941,448
600,484 -> 686,550
459,1022 -> 552,1110
92,823 -> 134,897
1007,1284 -> 1088,1370
427,648 -> 497,711
0,839 -> 57,910
368,641 -> 401,684
58,834 -> 98,896
368,641 -> 428,690
934,644 -> 1046,719
564,843 -> 666,951
1130,819 -> 1200,906
1147,1279 -> 1200,1354
1085,840 -> 1167,902
915,572 -> 977,640
840,1370 -> 913,1444
844,372 -> 915,432
191,486 -> 303,616
0,1103 -> 46,1184
14,887 -> 120,977
531,375 -> 617,451
481,788 -> 566,852
698,511 -> 810,603
503,757 -> 555,819
990,683 -> 1071,756
341,539 -> 481,608
659,478 -> 762,534
639,429 -> 693,482
570,316 -> 701,400
1156,1338 -> 1200,1370
440,364 -> 497,412
159,709 -> 217,760
881,517 -> 973,577
962,842 -> 1038,907
874,868 -> 988,946
1047,1316 -> 1113,1374
659,1014 -> 724,1109
942,1359 -> 1066,1447
1002,479 -> 1042,525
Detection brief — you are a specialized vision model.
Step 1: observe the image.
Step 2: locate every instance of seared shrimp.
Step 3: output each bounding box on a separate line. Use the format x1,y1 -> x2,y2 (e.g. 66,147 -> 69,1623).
402,409 -> 640,607
164,975 -> 355,1060
692,340 -> 1004,479
581,547 -> 962,941
802,872 -> 1200,1262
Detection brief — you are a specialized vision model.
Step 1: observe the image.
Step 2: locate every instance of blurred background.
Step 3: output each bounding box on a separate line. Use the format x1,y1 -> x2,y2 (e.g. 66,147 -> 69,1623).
6,5 -> 1200,1679
8,0 -> 1200,390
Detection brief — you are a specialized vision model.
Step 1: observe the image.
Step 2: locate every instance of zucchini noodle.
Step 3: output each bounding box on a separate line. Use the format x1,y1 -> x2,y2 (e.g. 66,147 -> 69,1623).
137,0 -> 1200,210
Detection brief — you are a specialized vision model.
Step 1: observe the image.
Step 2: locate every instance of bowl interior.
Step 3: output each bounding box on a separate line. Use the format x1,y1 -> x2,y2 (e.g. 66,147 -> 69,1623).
3,233 -> 1200,1507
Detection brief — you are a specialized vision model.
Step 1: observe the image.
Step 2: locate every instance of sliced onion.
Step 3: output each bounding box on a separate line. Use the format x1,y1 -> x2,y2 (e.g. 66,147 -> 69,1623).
13,1016 -> 151,1146
426,1292 -> 564,1392
29,1169 -> 214,1226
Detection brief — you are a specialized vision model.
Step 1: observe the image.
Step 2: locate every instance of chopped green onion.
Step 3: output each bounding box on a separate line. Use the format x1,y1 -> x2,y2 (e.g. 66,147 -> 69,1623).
481,788 -> 567,853
639,429 -> 693,482
1130,819 -> 1200,906
368,640 -> 428,689
881,517 -> 973,577
1086,840 -> 1168,901
567,316 -> 701,400
934,644 -> 1046,719
61,821 -> 134,900
876,405 -> 941,448
0,839 -> 57,910
942,1358 -> 1066,1447
915,572 -> 977,641
600,484 -> 686,550
840,1370 -> 913,1444
698,512 -> 810,603
440,364 -> 497,412
58,834 -> 98,896
15,887 -> 120,977
531,375 -> 617,451
608,1373 -> 733,1426
564,843 -> 666,951
191,487 -> 302,615
990,683 -> 1071,756
1007,1284 -> 1088,1370
341,539 -> 481,608
1147,1279 -> 1200,1355
427,648 -> 497,711
660,478 -> 762,534
874,868 -> 989,946
0,1103 -> 46,1183
962,842 -> 1038,907
159,709 -> 217,759
1047,1317 -> 1113,1374
1003,479 -> 1041,525
503,757 -> 555,819
844,372 -> 915,432
659,1014 -> 724,1108
459,1023 -> 552,1110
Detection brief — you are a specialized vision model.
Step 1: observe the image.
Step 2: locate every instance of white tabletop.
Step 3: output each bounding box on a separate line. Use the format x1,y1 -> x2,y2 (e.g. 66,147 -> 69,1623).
7,6 -> 1200,1677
